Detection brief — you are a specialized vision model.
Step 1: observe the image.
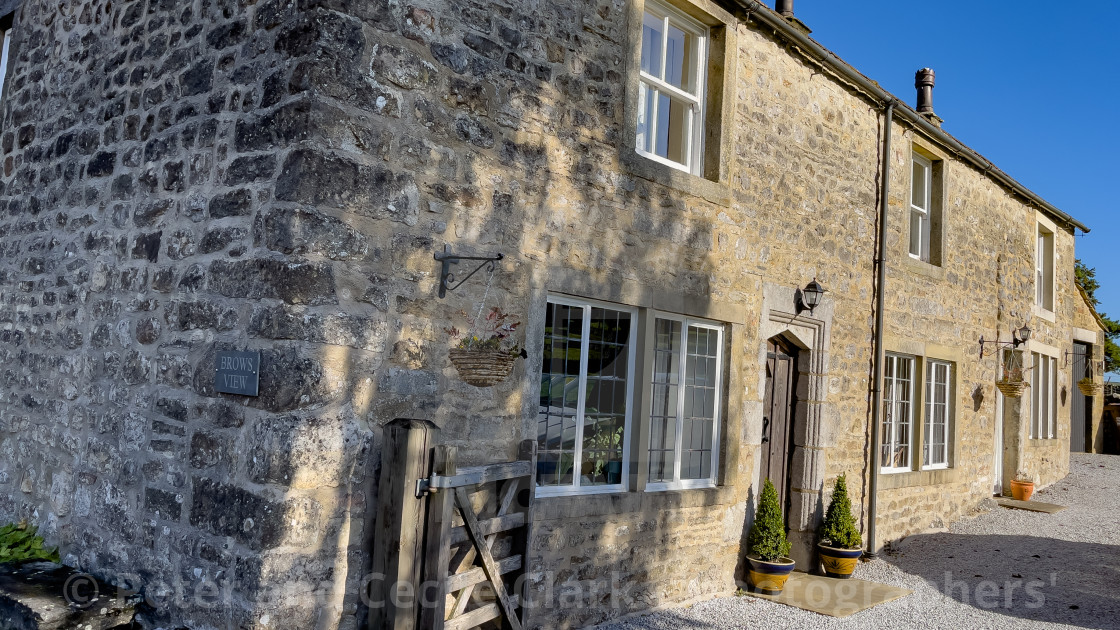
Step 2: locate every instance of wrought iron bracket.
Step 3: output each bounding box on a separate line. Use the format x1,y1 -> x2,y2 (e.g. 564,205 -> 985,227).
434,246 -> 503,299
978,335 -> 1026,359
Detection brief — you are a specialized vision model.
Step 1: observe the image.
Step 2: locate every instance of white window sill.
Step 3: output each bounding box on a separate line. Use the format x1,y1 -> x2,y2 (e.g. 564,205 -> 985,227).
921,464 -> 949,472
880,467 -> 912,475
1032,305 -> 1056,323
645,480 -> 717,492
536,484 -> 626,499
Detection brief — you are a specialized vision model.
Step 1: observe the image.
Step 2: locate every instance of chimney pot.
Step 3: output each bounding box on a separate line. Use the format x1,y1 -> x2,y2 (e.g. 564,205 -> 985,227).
775,0 -> 794,17
915,68 -> 935,114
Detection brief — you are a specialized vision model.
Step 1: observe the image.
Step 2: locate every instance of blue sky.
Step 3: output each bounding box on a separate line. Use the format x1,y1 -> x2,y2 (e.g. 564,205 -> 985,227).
791,2 -> 1119,335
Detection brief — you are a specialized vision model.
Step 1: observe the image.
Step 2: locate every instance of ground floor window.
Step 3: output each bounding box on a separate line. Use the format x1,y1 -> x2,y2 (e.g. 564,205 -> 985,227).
537,298 -> 636,495
882,354 -> 914,472
536,296 -> 725,495
923,360 -> 951,469
647,317 -> 723,490
1031,352 -> 1056,439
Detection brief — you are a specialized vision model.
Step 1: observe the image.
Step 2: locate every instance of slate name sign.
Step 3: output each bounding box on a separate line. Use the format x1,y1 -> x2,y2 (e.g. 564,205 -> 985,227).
215,351 -> 261,397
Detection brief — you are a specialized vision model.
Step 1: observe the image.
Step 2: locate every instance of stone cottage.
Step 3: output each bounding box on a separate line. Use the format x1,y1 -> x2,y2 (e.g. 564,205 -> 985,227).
0,0 -> 1099,627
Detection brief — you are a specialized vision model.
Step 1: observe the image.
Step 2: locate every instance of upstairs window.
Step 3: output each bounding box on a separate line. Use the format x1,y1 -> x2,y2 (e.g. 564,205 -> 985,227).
0,14 -> 12,97
909,152 -> 932,262
1036,224 -> 1054,312
636,2 -> 707,176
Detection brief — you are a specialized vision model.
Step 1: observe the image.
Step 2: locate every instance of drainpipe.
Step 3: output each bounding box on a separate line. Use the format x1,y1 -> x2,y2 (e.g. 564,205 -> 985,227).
866,101 -> 894,558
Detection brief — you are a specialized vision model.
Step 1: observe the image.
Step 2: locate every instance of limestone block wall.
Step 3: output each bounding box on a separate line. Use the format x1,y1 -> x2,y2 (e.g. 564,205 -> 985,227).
0,0 -> 1089,628
1072,289 -> 1107,453
0,0 -> 379,628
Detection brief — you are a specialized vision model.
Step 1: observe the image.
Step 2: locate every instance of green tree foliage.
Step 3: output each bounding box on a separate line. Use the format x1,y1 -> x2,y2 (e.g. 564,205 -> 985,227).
0,522 -> 59,564
748,478 -> 791,562
819,474 -> 862,549
1075,260 -> 1120,373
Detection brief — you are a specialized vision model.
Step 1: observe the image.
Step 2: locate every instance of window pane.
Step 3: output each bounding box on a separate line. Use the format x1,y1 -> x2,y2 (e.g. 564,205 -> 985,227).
652,95 -> 691,166
883,355 -> 913,469
636,83 -> 652,153
664,24 -> 696,93
881,356 -> 895,466
1030,352 -> 1040,438
682,326 -> 718,480
538,302 -> 584,487
910,211 -> 923,258
648,318 -> 681,483
924,361 -> 950,467
640,12 -> 663,77
912,159 -> 927,211
580,308 -> 632,487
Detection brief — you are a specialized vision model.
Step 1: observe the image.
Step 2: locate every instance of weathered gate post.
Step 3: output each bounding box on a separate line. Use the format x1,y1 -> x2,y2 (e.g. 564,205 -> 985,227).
370,418 -> 439,630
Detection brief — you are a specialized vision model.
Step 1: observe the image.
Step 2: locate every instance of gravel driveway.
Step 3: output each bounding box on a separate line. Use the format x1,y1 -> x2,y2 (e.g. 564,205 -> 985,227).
599,454 -> 1120,630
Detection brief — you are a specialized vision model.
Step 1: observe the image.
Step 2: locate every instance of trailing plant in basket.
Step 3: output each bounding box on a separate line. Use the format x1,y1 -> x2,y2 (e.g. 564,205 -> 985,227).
819,474 -> 862,550
0,521 -> 59,565
749,478 -> 791,562
445,306 -> 522,355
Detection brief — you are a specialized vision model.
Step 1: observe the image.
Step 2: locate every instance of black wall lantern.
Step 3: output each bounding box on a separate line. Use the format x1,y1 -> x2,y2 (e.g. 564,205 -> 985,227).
798,278 -> 825,315
978,323 -> 1032,358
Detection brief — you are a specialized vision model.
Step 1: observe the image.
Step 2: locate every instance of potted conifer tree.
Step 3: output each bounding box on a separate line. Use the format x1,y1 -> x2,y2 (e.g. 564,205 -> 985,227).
746,478 -> 795,595
817,473 -> 863,579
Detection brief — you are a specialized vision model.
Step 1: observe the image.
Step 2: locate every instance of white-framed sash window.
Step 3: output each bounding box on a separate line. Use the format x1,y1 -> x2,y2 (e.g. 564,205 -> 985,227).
646,315 -> 724,491
636,1 -> 707,176
1036,225 -> 1054,312
923,360 -> 951,469
536,297 -> 637,496
882,354 -> 915,472
1031,352 -> 1056,439
910,152 -> 932,261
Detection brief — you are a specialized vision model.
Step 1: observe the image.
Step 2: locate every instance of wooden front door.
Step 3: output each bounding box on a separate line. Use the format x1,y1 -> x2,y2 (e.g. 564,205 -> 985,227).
1070,342 -> 1091,453
762,338 -> 798,527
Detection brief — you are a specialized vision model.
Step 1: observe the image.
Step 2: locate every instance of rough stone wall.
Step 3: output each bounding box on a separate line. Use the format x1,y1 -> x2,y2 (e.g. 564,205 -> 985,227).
1072,289 -> 1107,453
0,0 -> 378,628
0,0 -> 1090,629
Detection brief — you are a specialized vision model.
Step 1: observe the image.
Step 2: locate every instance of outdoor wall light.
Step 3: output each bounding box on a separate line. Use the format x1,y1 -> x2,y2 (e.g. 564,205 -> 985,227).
798,278 -> 825,315
978,323 -> 1032,358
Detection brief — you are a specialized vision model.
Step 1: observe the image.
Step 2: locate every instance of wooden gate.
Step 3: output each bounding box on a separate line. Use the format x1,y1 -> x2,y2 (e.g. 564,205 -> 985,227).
419,440 -> 536,630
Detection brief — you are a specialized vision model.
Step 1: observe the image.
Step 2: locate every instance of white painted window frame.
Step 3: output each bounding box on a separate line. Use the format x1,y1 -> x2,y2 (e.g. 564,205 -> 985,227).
881,353 -> 915,473
644,314 -> 724,492
922,359 -> 952,470
636,0 -> 708,177
537,295 -> 638,498
909,152 -> 932,262
1035,224 -> 1054,313
1030,351 -> 1057,440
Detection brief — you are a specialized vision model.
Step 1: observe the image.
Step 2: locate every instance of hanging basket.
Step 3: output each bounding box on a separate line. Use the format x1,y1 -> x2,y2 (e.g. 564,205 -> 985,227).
449,348 -> 517,387
995,379 -> 1028,398
1078,378 -> 1103,397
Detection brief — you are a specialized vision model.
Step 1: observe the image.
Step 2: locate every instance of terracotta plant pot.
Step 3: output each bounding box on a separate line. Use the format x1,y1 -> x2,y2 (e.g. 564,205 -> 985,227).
1010,479 -> 1035,501
746,555 -> 796,595
448,348 -> 517,387
817,544 -> 862,579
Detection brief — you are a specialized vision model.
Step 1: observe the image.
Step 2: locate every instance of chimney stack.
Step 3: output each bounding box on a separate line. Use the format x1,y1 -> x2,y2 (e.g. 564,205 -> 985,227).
915,68 -> 936,114
774,0 -> 810,34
